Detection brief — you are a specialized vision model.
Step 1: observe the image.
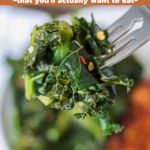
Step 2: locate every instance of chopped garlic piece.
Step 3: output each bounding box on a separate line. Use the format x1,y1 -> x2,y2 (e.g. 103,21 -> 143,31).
28,46 -> 34,53
38,95 -> 53,106
88,62 -> 95,72
96,31 -> 105,41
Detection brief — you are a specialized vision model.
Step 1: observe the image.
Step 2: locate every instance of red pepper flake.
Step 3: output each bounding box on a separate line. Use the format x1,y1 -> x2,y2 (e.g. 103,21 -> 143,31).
80,56 -> 87,65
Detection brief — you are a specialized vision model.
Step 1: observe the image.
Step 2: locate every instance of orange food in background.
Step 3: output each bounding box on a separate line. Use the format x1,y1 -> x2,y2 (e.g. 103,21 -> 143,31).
105,81 -> 150,150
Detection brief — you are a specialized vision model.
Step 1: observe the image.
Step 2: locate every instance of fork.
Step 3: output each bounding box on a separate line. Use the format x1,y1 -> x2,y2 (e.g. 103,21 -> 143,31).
97,6 -> 150,69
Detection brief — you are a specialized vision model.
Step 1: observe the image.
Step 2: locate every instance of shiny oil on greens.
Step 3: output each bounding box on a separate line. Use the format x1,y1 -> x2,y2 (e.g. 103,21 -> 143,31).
24,16 -> 134,135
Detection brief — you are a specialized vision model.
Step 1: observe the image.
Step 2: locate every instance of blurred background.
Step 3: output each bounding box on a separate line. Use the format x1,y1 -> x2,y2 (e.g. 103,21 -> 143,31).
0,5 -> 150,150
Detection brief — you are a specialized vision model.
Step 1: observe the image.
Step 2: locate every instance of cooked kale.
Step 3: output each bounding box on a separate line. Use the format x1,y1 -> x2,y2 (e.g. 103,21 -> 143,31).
24,16 -> 134,135
7,59 -> 102,150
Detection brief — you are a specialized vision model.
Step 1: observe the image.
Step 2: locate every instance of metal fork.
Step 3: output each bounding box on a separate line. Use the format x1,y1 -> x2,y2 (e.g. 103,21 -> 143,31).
98,6 -> 150,69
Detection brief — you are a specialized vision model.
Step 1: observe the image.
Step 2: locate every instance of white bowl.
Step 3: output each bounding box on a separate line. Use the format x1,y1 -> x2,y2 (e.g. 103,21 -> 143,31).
1,6 -> 150,150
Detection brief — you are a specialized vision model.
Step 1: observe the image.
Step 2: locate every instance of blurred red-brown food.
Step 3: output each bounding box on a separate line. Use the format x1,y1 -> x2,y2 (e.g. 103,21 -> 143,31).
105,81 -> 150,150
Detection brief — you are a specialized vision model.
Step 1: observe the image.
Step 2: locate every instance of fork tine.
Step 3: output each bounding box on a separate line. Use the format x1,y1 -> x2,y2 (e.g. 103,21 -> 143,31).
99,6 -> 150,69
108,7 -> 143,43
108,7 -> 133,34
109,18 -> 144,44
100,26 -> 150,69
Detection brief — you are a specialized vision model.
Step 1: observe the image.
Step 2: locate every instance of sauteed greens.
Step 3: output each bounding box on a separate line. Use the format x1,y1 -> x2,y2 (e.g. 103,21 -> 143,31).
24,16 -> 133,135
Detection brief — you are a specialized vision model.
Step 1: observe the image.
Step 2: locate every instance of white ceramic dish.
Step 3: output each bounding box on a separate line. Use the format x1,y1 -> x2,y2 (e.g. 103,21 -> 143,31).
1,6 -> 150,150
0,6 -> 52,150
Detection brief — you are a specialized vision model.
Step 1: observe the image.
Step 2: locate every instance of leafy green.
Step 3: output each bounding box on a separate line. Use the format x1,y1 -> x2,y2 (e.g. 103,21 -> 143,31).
59,49 -> 98,91
24,16 -> 134,135
7,58 -> 102,150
